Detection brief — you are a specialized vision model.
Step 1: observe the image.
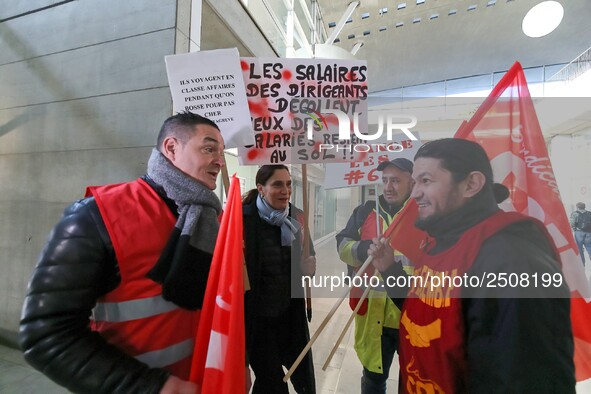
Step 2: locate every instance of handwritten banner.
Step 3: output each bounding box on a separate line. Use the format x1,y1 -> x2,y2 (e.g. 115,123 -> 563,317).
323,133 -> 421,189
165,48 -> 254,149
238,57 -> 368,164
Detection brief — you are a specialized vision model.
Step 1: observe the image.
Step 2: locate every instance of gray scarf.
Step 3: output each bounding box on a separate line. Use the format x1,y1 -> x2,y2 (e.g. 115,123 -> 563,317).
146,149 -> 222,309
147,148 -> 221,251
256,194 -> 300,246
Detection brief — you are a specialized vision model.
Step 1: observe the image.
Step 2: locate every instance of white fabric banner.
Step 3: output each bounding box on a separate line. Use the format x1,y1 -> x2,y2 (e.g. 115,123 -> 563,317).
238,57 -> 368,164
165,48 -> 254,149
323,133 -> 420,189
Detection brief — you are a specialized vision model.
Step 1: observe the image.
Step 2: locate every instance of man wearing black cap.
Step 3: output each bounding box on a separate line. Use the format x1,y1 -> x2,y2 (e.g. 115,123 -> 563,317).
370,139 -> 575,393
336,158 -> 414,394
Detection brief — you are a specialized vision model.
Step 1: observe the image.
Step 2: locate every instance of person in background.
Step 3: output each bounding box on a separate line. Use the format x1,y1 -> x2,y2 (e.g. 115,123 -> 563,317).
242,165 -> 316,394
336,158 -> 414,394
20,112 -> 225,394
570,201 -> 591,265
371,138 -> 575,393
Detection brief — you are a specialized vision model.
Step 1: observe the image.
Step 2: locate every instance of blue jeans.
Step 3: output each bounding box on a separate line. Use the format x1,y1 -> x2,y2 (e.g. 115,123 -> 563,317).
575,230 -> 591,266
361,327 -> 399,394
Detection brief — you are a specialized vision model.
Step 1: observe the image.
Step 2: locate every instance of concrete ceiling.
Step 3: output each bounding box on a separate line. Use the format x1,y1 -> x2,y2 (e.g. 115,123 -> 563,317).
201,0 -> 591,137
316,0 -> 591,137
317,0 -> 591,92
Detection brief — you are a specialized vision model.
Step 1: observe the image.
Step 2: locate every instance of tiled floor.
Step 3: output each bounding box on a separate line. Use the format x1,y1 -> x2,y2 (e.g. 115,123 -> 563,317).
0,296 -> 394,394
0,237 -> 397,393
298,237 -> 399,394
1,238 -> 590,393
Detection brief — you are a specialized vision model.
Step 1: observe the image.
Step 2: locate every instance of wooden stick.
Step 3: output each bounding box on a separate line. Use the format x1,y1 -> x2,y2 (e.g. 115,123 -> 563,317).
375,184 -> 380,237
322,281 -> 372,370
301,164 -> 312,322
221,157 -> 250,291
220,158 -> 231,196
283,252 -> 377,382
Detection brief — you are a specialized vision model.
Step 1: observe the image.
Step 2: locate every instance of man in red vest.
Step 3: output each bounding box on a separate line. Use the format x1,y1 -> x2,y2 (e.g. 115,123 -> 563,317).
370,139 -> 575,393
20,112 -> 225,394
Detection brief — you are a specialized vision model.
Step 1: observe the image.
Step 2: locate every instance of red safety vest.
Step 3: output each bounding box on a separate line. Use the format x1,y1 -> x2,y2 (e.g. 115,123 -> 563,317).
87,178 -> 199,379
399,211 -> 546,394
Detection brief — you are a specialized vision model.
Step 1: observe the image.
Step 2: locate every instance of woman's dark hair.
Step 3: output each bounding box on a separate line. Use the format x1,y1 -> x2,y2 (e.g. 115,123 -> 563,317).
243,165 -> 290,204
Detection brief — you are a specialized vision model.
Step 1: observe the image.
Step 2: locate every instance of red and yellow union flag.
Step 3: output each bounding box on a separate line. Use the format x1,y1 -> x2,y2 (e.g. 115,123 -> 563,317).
455,61 -> 591,382
385,61 -> 591,382
191,175 -> 245,393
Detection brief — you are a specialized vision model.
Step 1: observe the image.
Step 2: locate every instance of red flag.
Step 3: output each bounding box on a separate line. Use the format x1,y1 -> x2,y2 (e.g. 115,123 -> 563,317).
384,61 -> 591,382
190,175 -> 245,393
454,61 -> 591,382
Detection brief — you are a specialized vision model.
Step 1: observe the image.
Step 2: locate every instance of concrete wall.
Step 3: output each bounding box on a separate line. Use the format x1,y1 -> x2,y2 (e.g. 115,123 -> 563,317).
0,0 -> 276,347
0,0 -> 180,346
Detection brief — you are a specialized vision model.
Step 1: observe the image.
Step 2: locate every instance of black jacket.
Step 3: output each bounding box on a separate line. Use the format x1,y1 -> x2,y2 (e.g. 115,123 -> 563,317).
19,177 -> 184,394
242,199 -> 315,391
381,195 -> 575,393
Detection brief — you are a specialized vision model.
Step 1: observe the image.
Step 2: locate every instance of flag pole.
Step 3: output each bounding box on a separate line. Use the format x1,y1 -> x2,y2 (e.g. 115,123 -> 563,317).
283,238 -> 387,382
302,164 -> 313,322
375,184 -> 381,236
221,155 -> 250,291
221,155 -> 231,196
323,184 -> 380,371
322,280 -> 371,370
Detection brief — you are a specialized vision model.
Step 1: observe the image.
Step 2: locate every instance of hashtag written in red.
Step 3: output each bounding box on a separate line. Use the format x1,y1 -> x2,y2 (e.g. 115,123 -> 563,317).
343,169 -> 365,185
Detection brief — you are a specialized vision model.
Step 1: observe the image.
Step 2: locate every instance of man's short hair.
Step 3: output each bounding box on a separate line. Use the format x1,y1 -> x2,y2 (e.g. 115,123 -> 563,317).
376,158 -> 414,174
414,138 -> 493,184
577,202 -> 586,210
415,138 -> 510,203
157,111 -> 220,150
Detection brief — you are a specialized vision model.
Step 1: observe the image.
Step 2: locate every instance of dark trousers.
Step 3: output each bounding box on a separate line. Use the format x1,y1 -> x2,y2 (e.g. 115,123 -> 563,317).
250,313 -> 315,394
361,327 -> 399,394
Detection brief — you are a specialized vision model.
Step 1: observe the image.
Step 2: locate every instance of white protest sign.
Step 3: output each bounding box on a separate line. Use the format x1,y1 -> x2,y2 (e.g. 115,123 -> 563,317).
323,133 -> 421,189
238,57 -> 368,164
165,48 -> 254,148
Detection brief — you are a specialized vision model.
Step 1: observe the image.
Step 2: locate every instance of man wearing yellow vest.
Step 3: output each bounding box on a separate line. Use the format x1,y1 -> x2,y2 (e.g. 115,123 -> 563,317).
336,158 -> 414,394
20,112 -> 225,394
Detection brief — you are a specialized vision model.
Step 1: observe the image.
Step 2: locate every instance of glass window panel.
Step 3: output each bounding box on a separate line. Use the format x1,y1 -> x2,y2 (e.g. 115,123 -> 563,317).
446,74 -> 491,95
523,66 -> 544,83
403,81 -> 446,97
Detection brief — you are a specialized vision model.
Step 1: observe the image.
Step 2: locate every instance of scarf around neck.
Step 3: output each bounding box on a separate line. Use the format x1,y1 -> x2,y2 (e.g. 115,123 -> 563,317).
256,194 -> 300,246
146,148 -> 222,309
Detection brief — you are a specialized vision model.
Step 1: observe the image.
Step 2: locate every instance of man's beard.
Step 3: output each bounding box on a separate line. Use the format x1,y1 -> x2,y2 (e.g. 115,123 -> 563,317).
415,216 -> 432,231
414,211 -> 445,231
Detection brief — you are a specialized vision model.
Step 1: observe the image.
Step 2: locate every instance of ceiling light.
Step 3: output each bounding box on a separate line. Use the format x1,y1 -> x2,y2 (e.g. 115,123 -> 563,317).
522,1 -> 564,38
